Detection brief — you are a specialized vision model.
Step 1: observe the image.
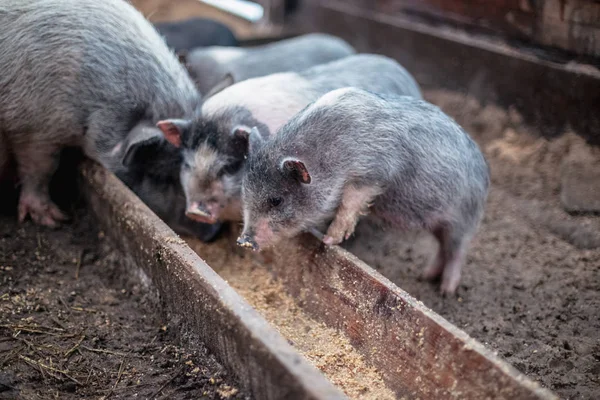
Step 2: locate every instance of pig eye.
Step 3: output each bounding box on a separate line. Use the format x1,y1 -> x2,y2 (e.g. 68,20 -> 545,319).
223,160 -> 243,176
268,197 -> 283,207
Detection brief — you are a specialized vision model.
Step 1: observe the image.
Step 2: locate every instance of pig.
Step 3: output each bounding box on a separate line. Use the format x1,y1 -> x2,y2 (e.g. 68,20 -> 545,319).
153,17 -> 238,54
0,0 -> 201,227
113,124 -> 222,241
184,33 -> 356,95
237,88 -> 490,294
156,54 -> 423,225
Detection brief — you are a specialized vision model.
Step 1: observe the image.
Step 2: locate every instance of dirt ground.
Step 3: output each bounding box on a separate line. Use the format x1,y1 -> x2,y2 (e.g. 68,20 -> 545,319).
345,90 -> 600,400
0,202 -> 249,400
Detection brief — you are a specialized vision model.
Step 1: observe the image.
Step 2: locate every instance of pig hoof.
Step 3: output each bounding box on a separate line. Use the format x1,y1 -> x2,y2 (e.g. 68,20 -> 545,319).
325,220 -> 356,245
18,195 -> 67,228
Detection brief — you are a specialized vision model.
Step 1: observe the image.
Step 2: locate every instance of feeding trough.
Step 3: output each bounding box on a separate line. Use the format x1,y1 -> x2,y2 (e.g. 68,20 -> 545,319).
80,159 -> 557,399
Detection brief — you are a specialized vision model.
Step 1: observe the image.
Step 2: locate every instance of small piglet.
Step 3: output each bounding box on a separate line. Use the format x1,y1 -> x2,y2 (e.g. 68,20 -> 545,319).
0,0 -> 200,227
154,17 -> 238,54
238,88 -> 490,294
157,54 -> 422,225
114,124 -> 222,241
185,33 -> 355,95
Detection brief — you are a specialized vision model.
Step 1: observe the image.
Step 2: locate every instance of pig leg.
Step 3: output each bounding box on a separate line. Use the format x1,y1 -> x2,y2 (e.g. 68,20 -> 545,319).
424,224 -> 470,295
323,185 -> 382,245
422,227 -> 446,281
14,141 -> 66,227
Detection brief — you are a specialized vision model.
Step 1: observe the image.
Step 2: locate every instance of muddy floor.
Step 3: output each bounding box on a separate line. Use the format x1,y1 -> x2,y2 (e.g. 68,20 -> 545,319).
0,204 -> 249,400
345,90 -> 600,400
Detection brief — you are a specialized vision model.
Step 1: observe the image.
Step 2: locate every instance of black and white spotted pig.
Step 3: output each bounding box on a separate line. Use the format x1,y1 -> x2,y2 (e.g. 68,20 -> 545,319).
114,123 -> 222,241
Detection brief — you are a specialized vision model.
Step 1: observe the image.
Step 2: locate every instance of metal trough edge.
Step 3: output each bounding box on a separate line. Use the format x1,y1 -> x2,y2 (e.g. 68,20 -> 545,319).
79,160 -> 347,400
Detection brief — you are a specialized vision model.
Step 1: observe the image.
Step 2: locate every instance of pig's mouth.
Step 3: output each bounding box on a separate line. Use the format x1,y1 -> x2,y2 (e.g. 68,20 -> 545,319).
186,212 -> 218,224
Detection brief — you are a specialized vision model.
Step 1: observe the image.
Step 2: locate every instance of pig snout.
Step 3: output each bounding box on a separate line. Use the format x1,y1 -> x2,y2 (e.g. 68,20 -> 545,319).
238,219 -> 275,251
185,201 -> 218,224
236,234 -> 259,251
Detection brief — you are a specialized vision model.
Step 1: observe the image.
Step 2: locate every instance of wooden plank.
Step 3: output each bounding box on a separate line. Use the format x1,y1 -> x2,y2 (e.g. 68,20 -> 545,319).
300,0 -> 600,145
538,0 -> 600,57
373,0 -> 536,37
132,0 -> 600,56
79,160 -> 347,400
327,0 -> 600,57
261,232 -> 558,399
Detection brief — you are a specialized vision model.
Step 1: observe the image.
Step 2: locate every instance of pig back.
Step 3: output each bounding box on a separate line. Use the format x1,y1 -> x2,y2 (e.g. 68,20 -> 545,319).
302,54 -> 422,99
0,0 -> 198,145
188,34 -> 354,96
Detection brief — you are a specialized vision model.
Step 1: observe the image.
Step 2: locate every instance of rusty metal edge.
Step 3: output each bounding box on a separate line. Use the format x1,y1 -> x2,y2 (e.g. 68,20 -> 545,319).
78,160 -> 347,400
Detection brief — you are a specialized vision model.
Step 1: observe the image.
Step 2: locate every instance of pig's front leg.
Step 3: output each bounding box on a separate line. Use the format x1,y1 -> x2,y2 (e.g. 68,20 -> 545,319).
14,141 -> 67,227
323,185 -> 382,245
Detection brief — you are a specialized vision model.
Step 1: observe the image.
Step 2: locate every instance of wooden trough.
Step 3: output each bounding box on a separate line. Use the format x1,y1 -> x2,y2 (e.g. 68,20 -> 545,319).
80,159 -> 558,399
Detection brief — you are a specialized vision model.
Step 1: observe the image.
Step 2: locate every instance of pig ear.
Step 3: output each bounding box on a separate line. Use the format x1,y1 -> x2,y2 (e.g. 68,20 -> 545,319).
122,124 -> 163,167
281,158 -> 311,184
157,119 -> 191,148
232,125 -> 251,140
231,125 -> 263,156
230,125 -> 251,155
204,73 -> 235,99
248,127 -> 265,154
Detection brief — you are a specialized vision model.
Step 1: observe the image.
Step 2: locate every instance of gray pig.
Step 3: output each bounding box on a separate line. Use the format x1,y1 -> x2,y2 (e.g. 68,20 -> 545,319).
185,33 -> 356,95
0,0 -> 200,227
238,88 -> 490,294
156,54 -> 422,225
